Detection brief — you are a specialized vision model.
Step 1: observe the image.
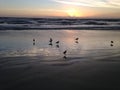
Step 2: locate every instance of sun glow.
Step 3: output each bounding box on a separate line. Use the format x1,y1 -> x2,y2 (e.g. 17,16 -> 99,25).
66,9 -> 82,17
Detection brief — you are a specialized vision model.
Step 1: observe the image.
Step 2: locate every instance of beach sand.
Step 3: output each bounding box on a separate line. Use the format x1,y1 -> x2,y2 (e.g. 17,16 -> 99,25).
0,30 -> 120,89
0,55 -> 120,89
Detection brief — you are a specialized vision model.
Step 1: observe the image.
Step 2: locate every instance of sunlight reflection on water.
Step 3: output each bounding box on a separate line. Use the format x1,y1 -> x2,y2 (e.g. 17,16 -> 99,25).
0,30 -> 120,59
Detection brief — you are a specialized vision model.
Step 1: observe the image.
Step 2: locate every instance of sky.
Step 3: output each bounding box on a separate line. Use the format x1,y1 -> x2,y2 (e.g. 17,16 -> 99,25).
0,0 -> 120,18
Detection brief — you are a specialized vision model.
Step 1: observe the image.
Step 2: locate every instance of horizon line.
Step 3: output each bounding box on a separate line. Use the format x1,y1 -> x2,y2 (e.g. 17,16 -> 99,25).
0,16 -> 120,19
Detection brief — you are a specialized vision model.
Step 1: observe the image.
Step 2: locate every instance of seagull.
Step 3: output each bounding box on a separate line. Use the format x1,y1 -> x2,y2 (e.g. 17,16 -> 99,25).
49,38 -> 53,42
56,45 -> 59,48
75,41 -> 79,44
49,42 -> 53,46
33,42 -> 35,45
110,44 -> 113,47
63,50 -> 67,55
33,38 -> 35,42
56,41 -> 59,44
111,41 -> 114,43
75,38 -> 79,40
63,56 -> 67,59
33,38 -> 35,45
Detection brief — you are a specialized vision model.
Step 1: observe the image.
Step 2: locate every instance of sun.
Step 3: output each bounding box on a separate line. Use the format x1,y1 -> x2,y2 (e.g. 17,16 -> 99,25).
66,9 -> 81,17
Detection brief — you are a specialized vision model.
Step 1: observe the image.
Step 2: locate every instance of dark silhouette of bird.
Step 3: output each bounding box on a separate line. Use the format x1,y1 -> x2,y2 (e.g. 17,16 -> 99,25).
56,45 -> 59,48
49,38 -> 53,43
63,56 -> 67,59
49,43 -> 53,46
56,41 -> 59,44
33,43 -> 35,45
110,44 -> 113,47
111,41 -> 114,43
33,38 -> 35,45
75,38 -> 79,40
63,50 -> 67,55
75,41 -> 79,44
33,38 -> 35,42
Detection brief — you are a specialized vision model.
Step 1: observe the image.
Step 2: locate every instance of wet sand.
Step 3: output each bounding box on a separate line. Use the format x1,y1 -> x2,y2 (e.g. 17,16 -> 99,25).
0,30 -> 120,89
0,55 -> 120,89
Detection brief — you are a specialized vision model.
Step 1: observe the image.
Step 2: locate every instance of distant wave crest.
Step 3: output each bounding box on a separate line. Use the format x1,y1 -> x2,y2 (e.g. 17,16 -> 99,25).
0,17 -> 120,30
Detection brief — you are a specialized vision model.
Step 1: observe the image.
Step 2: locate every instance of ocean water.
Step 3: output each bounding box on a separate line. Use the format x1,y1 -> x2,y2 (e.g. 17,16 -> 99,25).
0,17 -> 120,30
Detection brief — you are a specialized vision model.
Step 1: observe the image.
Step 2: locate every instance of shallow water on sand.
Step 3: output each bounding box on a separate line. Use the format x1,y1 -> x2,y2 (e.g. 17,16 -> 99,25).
0,30 -> 120,59
0,30 -> 120,89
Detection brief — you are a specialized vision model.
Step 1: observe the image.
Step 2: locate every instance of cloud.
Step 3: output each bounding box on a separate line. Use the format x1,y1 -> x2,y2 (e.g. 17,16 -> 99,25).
52,0 -> 120,8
